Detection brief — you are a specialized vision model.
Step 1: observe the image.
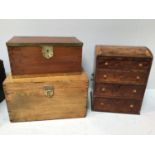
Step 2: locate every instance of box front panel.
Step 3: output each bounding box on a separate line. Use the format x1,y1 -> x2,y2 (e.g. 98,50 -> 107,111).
8,46 -> 82,75
5,80 -> 87,121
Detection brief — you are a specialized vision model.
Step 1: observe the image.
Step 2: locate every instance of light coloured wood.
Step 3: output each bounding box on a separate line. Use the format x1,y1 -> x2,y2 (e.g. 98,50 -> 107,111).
3,72 -> 88,122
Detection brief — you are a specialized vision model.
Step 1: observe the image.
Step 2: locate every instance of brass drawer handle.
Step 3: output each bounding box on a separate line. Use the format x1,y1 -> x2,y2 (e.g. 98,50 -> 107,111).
136,76 -> 140,80
103,74 -> 107,79
100,102 -> 104,106
130,104 -> 134,108
44,86 -> 54,97
139,63 -> 143,67
132,89 -> 137,93
42,46 -> 54,59
104,62 -> 109,66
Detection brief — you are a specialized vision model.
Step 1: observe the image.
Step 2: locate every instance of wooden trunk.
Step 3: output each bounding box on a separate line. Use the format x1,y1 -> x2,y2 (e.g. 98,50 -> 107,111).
7,36 -> 83,77
92,45 -> 153,114
3,72 -> 88,122
0,60 -> 6,102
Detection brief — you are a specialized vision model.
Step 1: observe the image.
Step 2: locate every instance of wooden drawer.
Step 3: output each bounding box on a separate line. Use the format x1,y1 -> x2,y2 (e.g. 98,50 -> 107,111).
95,69 -> 148,85
93,97 -> 142,114
94,83 -> 145,100
97,57 -> 151,71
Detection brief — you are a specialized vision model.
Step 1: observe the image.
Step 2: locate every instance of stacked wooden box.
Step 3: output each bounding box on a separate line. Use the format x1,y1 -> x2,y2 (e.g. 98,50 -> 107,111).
3,36 -> 88,122
0,59 -> 6,102
92,45 -> 153,114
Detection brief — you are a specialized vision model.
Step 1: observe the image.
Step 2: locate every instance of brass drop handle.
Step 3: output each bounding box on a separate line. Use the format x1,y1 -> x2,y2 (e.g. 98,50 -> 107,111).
44,86 -> 54,98
42,46 -> 54,59
132,89 -> 137,93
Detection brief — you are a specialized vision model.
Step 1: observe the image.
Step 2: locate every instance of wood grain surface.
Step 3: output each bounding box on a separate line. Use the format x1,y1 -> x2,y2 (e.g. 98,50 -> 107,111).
93,45 -> 153,114
3,72 -> 88,122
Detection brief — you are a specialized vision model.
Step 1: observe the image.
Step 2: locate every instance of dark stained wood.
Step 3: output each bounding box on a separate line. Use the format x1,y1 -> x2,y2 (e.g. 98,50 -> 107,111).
93,98 -> 142,114
0,60 -> 6,102
94,83 -> 146,100
96,45 -> 153,58
7,36 -> 83,76
6,36 -> 83,46
95,69 -> 148,85
93,45 -> 153,114
97,56 -> 151,70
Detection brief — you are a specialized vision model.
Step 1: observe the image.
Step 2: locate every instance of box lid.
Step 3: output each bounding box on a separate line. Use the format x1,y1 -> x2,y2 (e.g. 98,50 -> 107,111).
6,36 -> 83,46
96,45 -> 153,59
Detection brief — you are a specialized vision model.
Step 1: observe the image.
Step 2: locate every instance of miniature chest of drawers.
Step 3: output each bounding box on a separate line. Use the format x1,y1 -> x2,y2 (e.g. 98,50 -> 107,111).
0,60 -> 6,102
92,45 -> 153,114
7,36 -> 83,77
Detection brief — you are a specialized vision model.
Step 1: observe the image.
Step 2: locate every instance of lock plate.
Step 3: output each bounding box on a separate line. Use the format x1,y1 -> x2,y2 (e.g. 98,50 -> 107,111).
44,86 -> 54,97
42,46 -> 54,59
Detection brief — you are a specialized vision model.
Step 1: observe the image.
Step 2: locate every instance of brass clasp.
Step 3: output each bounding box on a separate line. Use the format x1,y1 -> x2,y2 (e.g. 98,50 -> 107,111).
44,86 -> 54,97
42,46 -> 54,59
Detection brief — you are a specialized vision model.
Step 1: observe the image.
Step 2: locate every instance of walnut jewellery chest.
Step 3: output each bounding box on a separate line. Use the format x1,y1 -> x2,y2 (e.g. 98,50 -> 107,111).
92,45 -> 153,114
4,36 -> 88,122
0,59 -> 6,102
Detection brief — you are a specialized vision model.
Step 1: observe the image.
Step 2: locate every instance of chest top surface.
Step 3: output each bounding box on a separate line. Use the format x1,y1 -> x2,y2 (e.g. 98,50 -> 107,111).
96,45 -> 153,59
6,36 -> 83,46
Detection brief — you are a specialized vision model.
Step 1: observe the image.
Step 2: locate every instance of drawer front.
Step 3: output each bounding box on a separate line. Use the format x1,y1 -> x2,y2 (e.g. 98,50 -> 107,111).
94,83 -> 145,100
95,69 -> 148,85
97,57 -> 151,70
93,98 -> 142,114
8,46 -> 82,75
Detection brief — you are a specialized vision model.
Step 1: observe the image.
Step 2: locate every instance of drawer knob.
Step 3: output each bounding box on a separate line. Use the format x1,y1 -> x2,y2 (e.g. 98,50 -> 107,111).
44,86 -> 54,98
139,63 -> 143,67
136,76 -> 140,80
130,104 -> 134,108
133,89 -> 137,93
104,62 -> 109,66
100,102 -> 104,106
101,88 -> 106,92
103,75 -> 107,79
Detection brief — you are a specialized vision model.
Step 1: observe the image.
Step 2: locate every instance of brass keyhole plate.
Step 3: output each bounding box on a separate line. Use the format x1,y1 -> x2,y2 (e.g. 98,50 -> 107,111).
44,86 -> 54,98
42,46 -> 54,59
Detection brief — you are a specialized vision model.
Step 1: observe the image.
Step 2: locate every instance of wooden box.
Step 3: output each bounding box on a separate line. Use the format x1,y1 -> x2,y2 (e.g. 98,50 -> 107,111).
0,60 -> 6,102
92,45 -> 153,114
7,36 -> 83,76
3,72 -> 88,122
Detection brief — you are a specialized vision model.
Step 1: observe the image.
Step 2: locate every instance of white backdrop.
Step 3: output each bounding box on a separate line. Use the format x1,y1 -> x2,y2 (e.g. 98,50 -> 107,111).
0,19 -> 154,88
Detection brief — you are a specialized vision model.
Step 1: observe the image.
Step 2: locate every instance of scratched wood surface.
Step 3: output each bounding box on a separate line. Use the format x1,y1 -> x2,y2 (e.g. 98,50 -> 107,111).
3,72 -> 88,122
93,45 -> 153,114
7,36 -> 83,76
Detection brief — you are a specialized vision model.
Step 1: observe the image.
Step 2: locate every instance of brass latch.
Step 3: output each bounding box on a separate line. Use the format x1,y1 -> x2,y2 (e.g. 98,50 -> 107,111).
42,46 -> 54,59
44,86 -> 54,97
